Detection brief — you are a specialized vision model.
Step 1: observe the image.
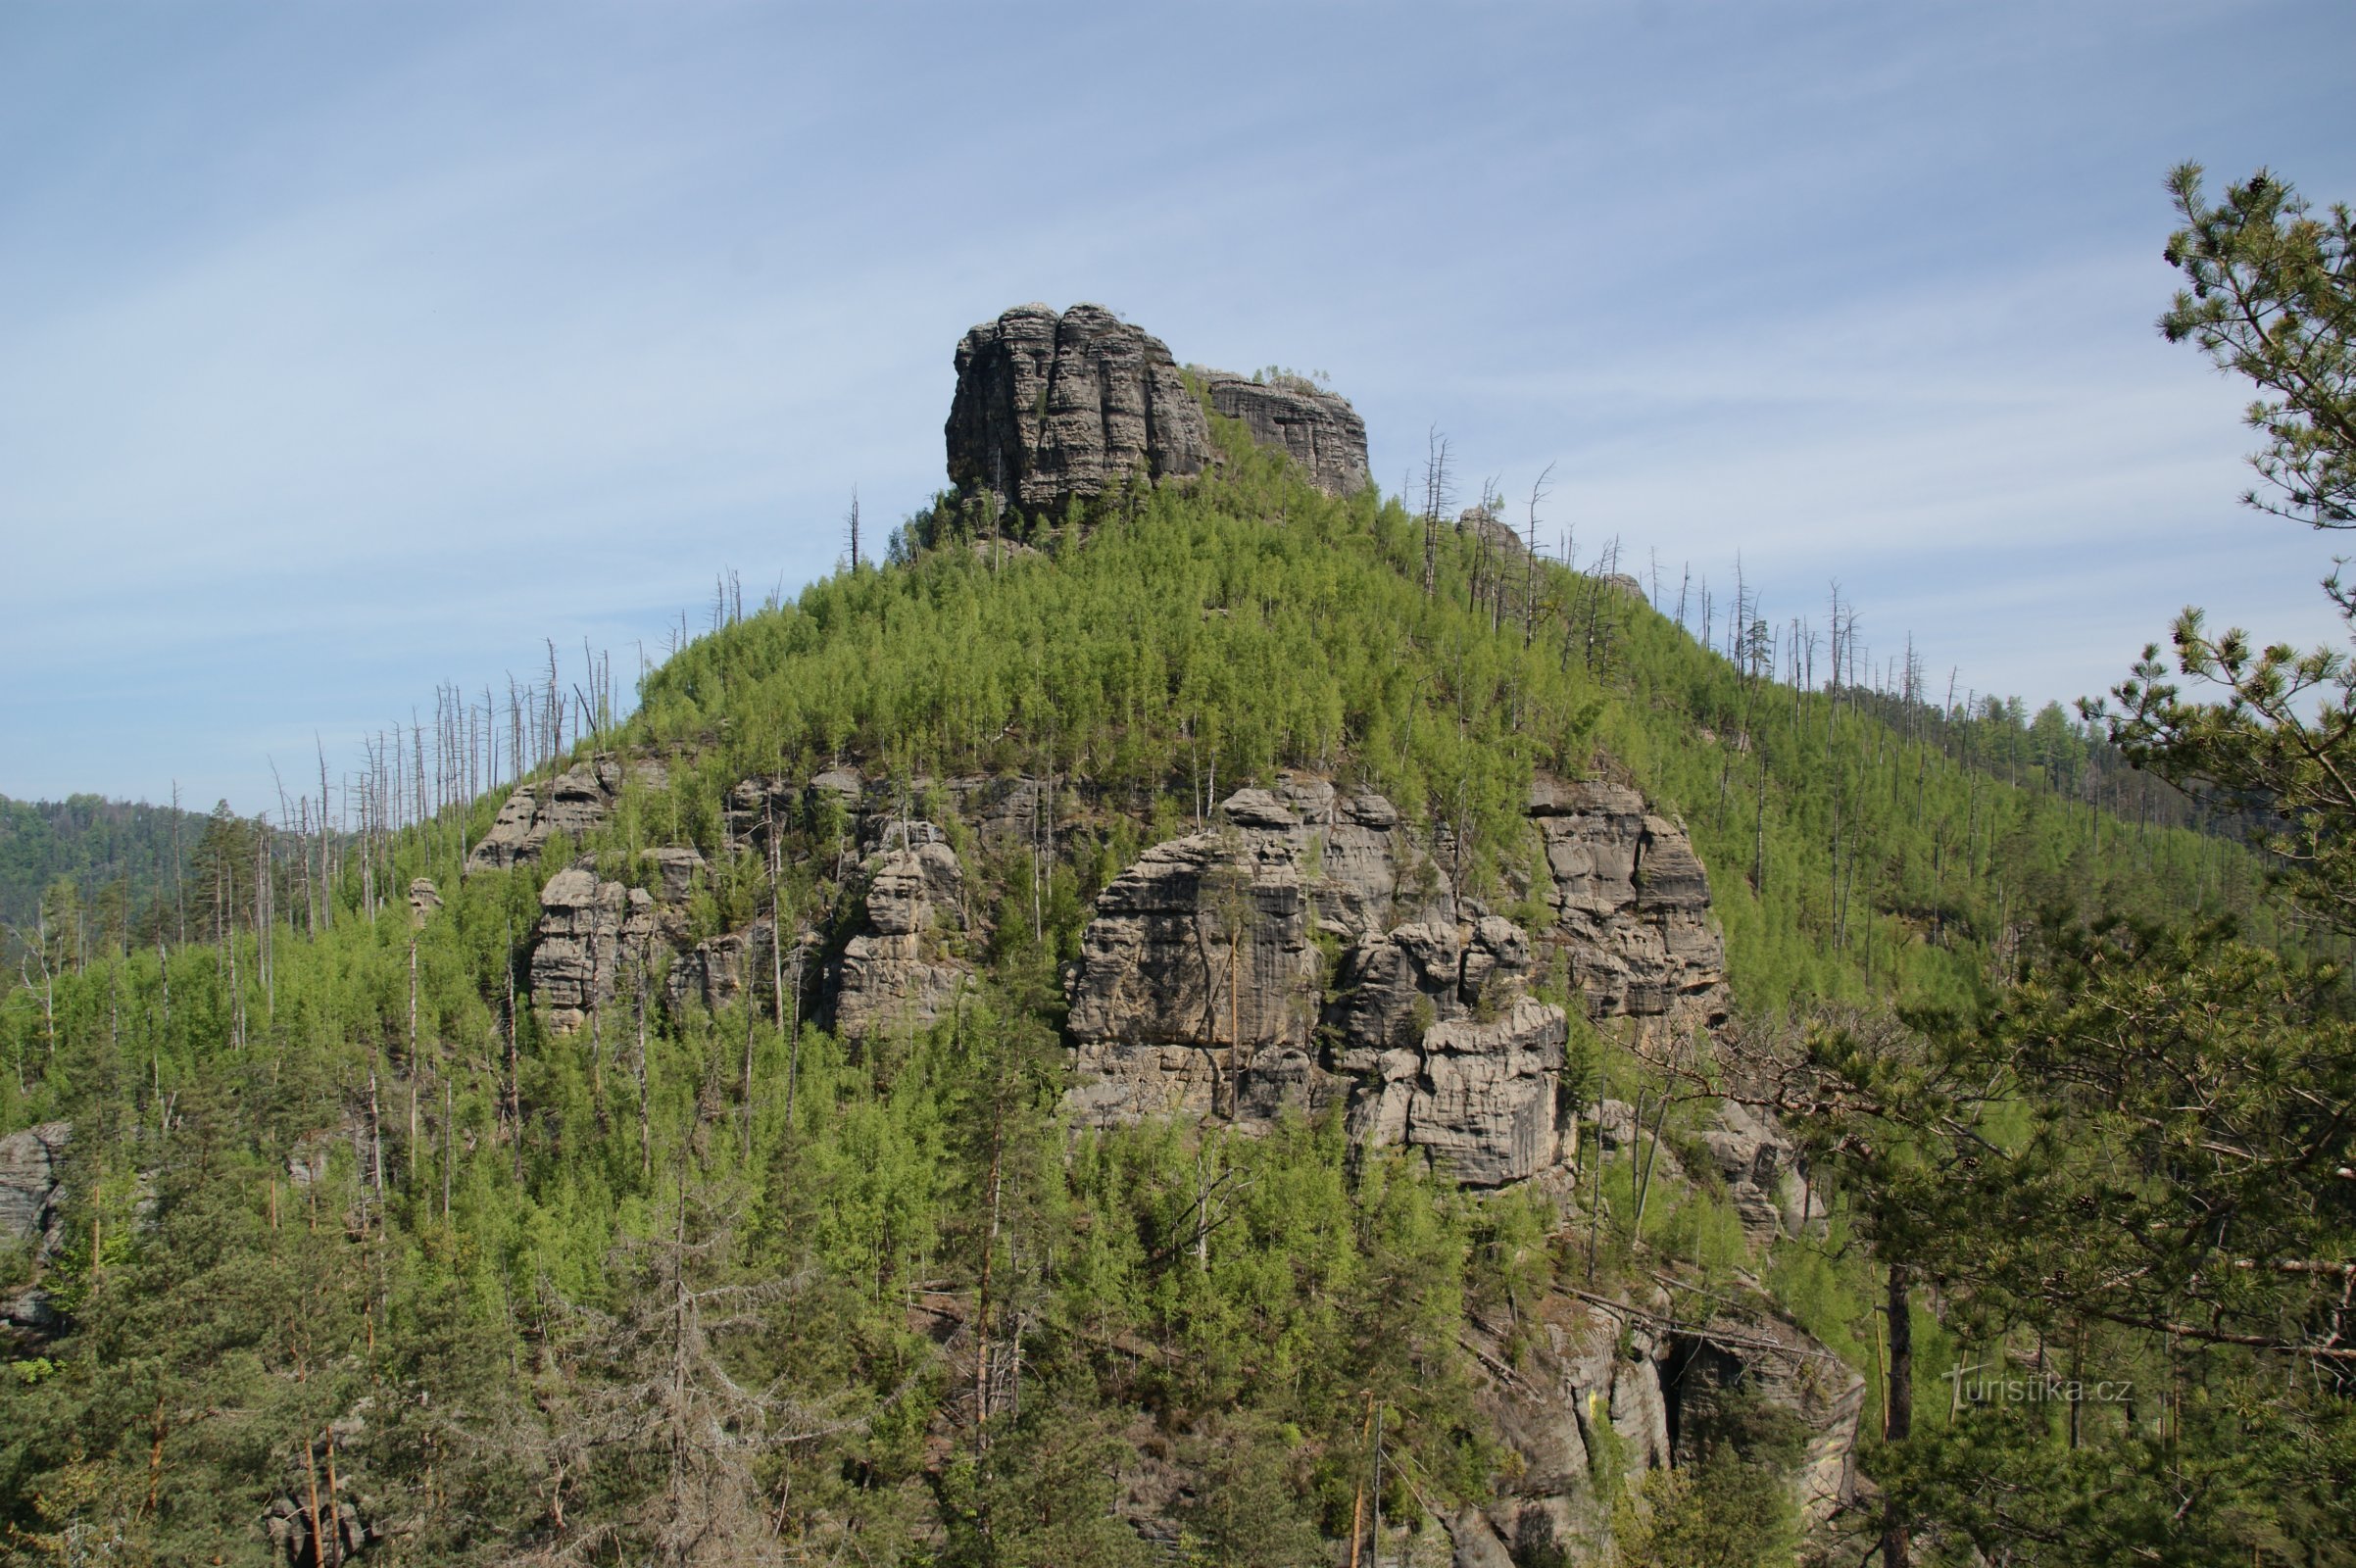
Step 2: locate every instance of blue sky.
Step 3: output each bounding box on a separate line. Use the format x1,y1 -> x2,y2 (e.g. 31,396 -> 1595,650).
3,1 -> 2351,814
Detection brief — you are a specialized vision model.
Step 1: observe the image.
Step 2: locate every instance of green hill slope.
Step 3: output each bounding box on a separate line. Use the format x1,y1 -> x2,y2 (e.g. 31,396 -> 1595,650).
0,793 -> 213,967
0,428 -> 2272,1566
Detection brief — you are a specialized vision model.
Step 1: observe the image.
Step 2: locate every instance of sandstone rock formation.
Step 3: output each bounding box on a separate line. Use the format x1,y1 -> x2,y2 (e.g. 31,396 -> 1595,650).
1199,371 -> 1370,495
668,919 -> 769,1014
1457,1286 -> 1862,1564
832,824 -> 971,1038
1064,782 -> 1411,1128
1528,777 -> 1726,1038
1665,1310 -> 1865,1532
945,305 -> 1375,515
529,865 -> 656,1031
640,846 -> 706,906
468,755 -> 668,873
1065,769 -> 1730,1187
1701,1097 -> 1823,1245
407,877 -> 442,928
1350,998 -> 1571,1186
2,1120 -> 72,1337
0,1120 -> 68,1256
947,304 -> 1211,516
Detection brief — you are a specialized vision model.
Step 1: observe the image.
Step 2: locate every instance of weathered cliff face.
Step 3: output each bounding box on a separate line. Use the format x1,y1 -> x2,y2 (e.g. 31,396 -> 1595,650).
1063,770 -> 1730,1186
1200,371 -> 1370,495
2,1120 -> 72,1336
1666,1310 -> 1865,1532
1063,781 -> 1435,1131
0,1120 -> 68,1257
946,304 -> 1375,515
529,866 -> 657,1031
1456,1287 -> 1862,1564
1528,776 -> 1726,1038
832,822 -> 970,1038
467,755 -> 668,874
947,304 -> 1212,515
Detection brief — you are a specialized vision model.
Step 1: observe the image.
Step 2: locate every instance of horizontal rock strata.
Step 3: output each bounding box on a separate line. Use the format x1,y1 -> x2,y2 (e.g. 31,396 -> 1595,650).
1200,370 -> 1369,495
1067,770 -> 1730,1187
468,755 -> 668,873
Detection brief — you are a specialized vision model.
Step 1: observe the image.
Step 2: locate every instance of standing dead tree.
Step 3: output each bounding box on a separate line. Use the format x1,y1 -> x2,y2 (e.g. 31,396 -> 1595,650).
1419,428 -> 1452,600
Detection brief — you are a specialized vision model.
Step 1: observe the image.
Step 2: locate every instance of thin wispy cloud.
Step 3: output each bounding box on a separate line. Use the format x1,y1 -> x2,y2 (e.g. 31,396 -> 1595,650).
2,2 -> 2350,809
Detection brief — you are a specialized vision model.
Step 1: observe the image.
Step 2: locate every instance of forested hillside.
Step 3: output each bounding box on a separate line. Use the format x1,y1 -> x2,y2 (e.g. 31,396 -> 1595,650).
0,168 -> 2346,1568
0,794 -> 211,968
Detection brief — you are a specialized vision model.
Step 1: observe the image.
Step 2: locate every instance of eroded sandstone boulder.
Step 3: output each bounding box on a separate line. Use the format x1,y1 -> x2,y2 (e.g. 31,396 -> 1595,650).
948,304 -> 1211,516
467,755 -> 668,873
832,832 -> 969,1038
530,866 -> 656,1031
0,1121 -> 69,1257
1529,777 -> 1726,1036
1199,370 -> 1369,495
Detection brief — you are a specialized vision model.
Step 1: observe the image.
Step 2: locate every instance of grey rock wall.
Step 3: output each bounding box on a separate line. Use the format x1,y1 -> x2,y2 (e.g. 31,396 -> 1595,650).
0,1121 -> 69,1256
947,304 -> 1211,516
945,305 -> 1374,515
1200,371 -> 1369,495
467,755 -> 668,874
529,866 -> 656,1031
1064,770 -> 1731,1187
832,832 -> 970,1038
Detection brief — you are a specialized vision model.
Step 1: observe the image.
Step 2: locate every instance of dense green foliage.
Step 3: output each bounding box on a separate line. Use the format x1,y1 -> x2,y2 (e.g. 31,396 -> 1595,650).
1757,165 -> 2356,1568
0,794 -> 208,967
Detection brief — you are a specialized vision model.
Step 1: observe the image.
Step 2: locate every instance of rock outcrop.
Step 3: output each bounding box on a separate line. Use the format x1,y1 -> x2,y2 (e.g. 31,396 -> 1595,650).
1349,997 -> 1572,1186
947,304 -> 1211,516
1457,1286 -> 1862,1564
407,877 -> 442,927
945,305 -> 1374,515
467,755 -> 668,874
529,866 -> 656,1031
1065,782 -> 1416,1129
2,1120 -> 71,1337
832,824 -> 970,1037
1701,1098 -> 1824,1246
1528,777 -> 1726,1039
1199,371 -> 1370,495
1664,1310 -> 1865,1532
0,1120 -> 68,1257
1065,769 -> 1730,1187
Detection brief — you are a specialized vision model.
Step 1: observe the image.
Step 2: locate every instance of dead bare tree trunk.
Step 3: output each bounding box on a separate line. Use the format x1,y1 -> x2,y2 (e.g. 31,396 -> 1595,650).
1881,1263 -> 1914,1567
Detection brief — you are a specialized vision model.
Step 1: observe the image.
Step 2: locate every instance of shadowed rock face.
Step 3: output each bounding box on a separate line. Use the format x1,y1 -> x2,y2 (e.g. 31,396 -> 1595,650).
947,304 -> 1211,515
1199,371 -> 1369,495
1456,1286 -> 1861,1564
1665,1311 -> 1865,1532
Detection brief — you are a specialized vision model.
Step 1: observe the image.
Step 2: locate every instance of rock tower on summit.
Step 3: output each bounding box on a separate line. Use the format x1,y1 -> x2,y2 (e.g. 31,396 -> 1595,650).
946,303 -> 1369,516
